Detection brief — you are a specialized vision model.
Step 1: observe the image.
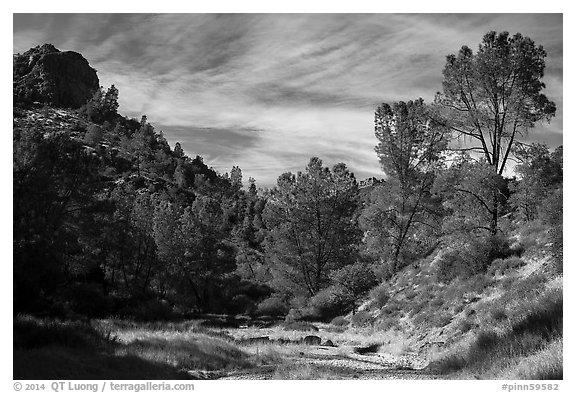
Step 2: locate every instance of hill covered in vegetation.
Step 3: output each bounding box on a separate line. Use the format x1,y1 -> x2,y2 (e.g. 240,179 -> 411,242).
13,33 -> 562,380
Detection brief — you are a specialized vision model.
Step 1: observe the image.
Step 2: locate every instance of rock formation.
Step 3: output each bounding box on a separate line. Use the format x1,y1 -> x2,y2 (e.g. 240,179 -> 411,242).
13,43 -> 99,108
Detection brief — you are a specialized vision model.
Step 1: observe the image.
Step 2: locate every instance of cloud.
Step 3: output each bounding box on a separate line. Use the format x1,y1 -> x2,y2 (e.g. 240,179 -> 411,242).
13,13 -> 563,186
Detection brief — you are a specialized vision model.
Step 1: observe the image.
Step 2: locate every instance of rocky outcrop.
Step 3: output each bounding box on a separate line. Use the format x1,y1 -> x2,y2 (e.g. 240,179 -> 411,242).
14,44 -> 99,108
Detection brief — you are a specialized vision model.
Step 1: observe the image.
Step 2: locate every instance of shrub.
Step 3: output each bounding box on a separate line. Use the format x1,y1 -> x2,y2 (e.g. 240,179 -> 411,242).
228,294 -> 257,315
549,225 -> 563,274
437,235 -> 516,283
458,319 -> 476,333
83,124 -> 104,146
256,297 -> 288,317
369,283 -> 390,309
430,296 -> 445,308
330,263 -> 378,298
281,320 -> 318,332
436,250 -> 474,283
69,283 -> 114,318
488,256 -> 526,276
309,286 -> 353,321
431,313 -> 452,328
467,275 -> 493,294
285,308 -> 302,322
490,308 -> 508,322
510,273 -> 548,301
118,298 -> 174,321
330,316 -> 349,327
350,311 -> 374,327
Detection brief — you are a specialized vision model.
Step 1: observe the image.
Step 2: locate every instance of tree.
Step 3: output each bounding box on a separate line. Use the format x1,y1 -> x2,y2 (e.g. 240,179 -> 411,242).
263,157 -> 362,296
83,85 -> 120,124
360,99 -> 447,274
436,31 -> 556,234
434,154 -> 508,236
173,142 -> 184,158
153,196 -> 236,311
330,262 -> 377,313
509,144 -> 562,221
230,166 -> 243,189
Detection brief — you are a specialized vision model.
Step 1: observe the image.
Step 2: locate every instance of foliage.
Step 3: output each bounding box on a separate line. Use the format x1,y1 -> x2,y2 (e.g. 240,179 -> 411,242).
369,283 -> 391,309
308,286 -> 354,321
436,234 -> 514,283
509,144 -> 562,221
330,316 -> 349,326
434,154 -> 508,236
330,262 -> 377,311
436,31 -> 556,235
281,320 -> 318,332
256,297 -> 289,317
487,256 -> 526,276
350,311 -> 374,327
263,157 -> 362,296
82,85 -> 120,124
360,99 -> 446,273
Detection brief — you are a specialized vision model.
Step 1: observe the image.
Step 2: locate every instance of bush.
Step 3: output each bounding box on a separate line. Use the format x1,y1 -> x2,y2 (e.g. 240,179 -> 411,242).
330,316 -> 349,327
369,283 -> 390,309
330,263 -> 377,298
350,311 -> 374,327
285,308 -> 303,322
69,283 -> 114,318
255,297 -> 288,317
437,235 -> 516,283
488,256 -> 526,276
490,308 -> 508,322
309,286 -> 353,321
436,250 -> 472,283
83,124 -> 104,146
550,225 -> 563,274
118,298 -> 174,321
431,313 -> 452,328
458,319 -> 476,333
281,320 -> 318,332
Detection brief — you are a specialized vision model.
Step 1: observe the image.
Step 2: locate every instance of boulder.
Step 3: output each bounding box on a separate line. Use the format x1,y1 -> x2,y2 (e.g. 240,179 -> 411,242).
302,335 -> 322,345
354,343 -> 380,355
321,339 -> 336,347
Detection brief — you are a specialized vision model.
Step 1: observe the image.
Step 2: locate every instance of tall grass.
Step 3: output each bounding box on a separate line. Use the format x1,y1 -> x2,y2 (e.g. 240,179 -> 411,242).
429,288 -> 562,379
14,316 -> 255,379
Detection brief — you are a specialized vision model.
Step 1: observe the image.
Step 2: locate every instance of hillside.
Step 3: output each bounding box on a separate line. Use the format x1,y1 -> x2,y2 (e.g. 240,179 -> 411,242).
348,220 -> 562,379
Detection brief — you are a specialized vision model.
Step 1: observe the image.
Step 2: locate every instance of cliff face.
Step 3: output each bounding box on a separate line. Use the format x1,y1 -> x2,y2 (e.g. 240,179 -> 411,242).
13,44 -> 100,109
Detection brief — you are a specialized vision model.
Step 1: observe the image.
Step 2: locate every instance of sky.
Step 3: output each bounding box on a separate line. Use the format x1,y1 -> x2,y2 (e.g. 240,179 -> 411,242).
13,13 -> 563,187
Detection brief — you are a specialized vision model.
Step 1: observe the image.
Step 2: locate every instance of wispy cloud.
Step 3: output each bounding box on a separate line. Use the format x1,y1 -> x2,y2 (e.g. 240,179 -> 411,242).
13,13 -> 563,186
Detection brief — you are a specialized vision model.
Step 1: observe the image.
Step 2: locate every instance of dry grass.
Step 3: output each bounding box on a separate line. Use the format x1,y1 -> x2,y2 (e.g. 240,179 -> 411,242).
503,338 -> 562,380
272,363 -> 344,379
14,316 -> 255,379
428,287 -> 562,379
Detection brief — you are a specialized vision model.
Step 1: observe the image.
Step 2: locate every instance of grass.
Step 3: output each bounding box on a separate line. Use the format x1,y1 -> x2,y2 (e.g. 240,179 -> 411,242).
14,316 -> 255,379
428,288 -> 562,379
502,339 -> 562,379
272,363 -> 344,379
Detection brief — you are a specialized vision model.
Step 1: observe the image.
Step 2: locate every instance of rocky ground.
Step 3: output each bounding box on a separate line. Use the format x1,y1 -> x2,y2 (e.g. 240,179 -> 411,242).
206,323 -> 441,380
219,343 -> 438,380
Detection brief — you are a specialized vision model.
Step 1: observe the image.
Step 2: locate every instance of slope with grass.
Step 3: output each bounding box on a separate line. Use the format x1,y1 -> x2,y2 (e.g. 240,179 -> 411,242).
350,221 -> 563,379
